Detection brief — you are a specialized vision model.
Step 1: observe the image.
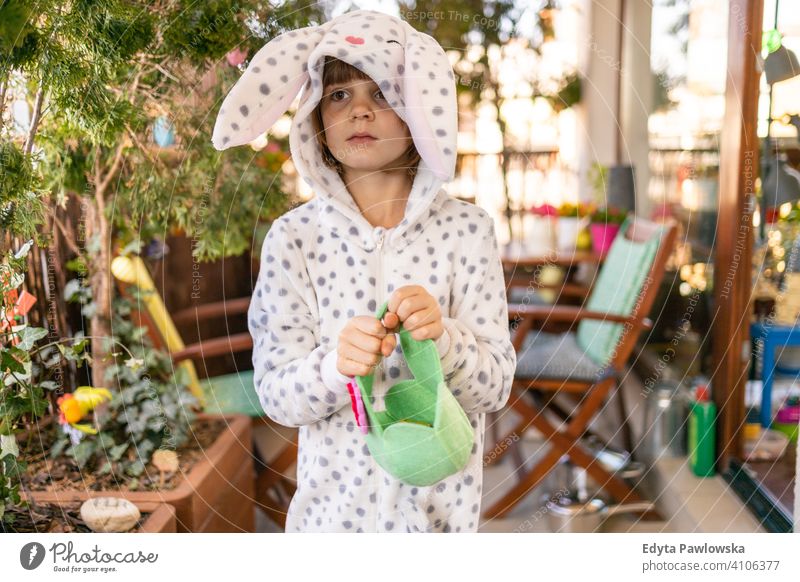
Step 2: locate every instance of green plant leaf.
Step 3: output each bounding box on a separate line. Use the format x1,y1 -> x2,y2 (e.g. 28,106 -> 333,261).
16,326 -> 48,350
50,437 -> 68,459
108,442 -> 129,462
69,440 -> 95,468
1,350 -> 25,375
125,459 -> 145,477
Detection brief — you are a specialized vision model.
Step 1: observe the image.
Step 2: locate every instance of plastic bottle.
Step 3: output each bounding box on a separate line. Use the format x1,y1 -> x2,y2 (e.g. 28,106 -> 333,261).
688,383 -> 717,477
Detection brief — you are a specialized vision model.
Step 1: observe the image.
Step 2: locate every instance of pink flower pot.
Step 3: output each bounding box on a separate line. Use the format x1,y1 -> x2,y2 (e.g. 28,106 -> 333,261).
590,223 -> 621,253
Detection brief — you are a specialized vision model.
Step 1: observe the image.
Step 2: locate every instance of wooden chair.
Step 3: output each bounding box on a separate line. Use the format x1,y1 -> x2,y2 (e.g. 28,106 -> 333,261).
110,255 -> 298,529
484,216 -> 678,519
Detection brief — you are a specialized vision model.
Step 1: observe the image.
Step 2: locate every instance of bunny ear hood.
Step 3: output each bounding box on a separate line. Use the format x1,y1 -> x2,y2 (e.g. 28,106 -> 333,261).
212,9 -> 458,251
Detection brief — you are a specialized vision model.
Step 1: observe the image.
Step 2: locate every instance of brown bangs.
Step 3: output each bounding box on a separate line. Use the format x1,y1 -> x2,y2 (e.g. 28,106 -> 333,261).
311,56 -> 421,178
320,55 -> 372,87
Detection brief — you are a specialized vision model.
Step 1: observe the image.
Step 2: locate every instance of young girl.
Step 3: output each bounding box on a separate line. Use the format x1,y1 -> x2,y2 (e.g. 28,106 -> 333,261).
213,9 -> 516,533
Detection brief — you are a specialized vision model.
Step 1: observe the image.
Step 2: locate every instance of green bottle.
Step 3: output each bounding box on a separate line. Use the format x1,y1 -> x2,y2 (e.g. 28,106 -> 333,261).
688,384 -> 716,477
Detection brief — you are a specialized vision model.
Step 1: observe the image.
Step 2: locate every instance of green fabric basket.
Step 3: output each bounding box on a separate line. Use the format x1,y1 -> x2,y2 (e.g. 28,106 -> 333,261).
353,301 -> 473,486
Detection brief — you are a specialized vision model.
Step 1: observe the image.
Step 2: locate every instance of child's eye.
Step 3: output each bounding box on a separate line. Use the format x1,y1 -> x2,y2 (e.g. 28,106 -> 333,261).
330,89 -> 348,101
374,90 -> 386,100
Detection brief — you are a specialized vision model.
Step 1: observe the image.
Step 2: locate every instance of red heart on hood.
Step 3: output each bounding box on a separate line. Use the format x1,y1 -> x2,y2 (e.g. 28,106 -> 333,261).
345,36 -> 364,45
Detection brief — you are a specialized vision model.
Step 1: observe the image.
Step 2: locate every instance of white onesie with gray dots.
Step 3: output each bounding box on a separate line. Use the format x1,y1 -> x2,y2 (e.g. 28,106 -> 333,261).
216,8 -> 516,532
248,166 -> 516,532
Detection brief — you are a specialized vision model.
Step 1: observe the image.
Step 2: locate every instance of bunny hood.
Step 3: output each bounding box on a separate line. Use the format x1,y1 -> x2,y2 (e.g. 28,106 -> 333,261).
213,9 -> 459,252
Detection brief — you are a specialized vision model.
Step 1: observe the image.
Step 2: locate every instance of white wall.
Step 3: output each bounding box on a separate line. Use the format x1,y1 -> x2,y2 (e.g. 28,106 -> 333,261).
579,0 -> 652,214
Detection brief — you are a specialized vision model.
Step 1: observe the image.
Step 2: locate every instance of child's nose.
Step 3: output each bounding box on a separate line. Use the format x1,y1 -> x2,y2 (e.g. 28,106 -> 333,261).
349,93 -> 376,120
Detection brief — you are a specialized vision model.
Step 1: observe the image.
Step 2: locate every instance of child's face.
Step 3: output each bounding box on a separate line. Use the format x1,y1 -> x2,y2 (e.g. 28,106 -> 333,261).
319,78 -> 413,174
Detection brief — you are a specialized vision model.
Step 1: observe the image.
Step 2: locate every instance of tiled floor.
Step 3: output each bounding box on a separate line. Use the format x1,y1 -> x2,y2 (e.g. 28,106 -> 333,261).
253,369 -> 766,532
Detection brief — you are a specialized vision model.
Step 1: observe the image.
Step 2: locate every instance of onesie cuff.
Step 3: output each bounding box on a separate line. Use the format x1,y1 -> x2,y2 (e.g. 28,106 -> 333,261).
434,326 -> 451,358
321,348 -> 352,394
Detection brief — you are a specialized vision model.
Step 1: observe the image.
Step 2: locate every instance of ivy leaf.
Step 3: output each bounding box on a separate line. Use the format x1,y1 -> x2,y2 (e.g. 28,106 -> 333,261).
0,434 -> 19,459
108,442 -> 129,461
50,437 -> 68,459
69,440 -> 95,468
63,279 -> 82,302
16,326 -> 48,350
39,380 -> 60,391
1,350 -> 25,374
125,459 -> 145,477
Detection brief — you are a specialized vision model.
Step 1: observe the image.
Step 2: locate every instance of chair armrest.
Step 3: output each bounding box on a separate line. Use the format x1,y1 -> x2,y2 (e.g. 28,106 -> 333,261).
172,332 -> 253,364
172,296 -> 251,326
507,303 -> 653,330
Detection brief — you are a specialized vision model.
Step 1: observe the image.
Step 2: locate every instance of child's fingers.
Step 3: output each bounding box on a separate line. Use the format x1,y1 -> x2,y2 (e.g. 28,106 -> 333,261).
403,305 -> 440,331
339,341 -> 382,368
381,334 -> 396,356
352,316 -> 388,338
381,311 -> 399,330
393,296 -> 429,324
409,322 -> 442,342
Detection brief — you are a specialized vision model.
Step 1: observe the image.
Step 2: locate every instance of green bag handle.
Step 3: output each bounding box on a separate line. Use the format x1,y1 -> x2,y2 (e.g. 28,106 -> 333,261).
355,300 -> 444,436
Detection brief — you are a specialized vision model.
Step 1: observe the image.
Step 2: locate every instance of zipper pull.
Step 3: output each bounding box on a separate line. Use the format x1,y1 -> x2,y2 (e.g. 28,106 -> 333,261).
375,230 -> 385,250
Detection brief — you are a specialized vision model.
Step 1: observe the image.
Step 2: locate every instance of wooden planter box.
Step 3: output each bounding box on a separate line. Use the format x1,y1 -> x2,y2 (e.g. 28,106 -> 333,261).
137,502 -> 177,532
21,499 -> 177,533
24,413 -> 254,532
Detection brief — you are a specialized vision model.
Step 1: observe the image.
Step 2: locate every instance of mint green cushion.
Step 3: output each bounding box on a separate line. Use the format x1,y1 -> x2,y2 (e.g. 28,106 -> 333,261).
355,301 -> 473,486
576,220 -> 660,366
200,369 -> 263,417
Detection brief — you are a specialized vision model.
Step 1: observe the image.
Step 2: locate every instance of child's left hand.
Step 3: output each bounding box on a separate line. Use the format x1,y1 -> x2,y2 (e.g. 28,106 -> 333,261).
384,285 -> 444,343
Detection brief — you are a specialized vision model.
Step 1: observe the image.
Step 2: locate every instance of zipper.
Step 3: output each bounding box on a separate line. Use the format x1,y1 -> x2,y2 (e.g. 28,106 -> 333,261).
375,227 -> 385,298
373,227 -> 385,404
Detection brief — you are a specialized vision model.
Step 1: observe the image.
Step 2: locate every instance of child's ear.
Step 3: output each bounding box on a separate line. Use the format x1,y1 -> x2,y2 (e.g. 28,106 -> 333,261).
212,26 -> 324,150
401,25 -> 458,181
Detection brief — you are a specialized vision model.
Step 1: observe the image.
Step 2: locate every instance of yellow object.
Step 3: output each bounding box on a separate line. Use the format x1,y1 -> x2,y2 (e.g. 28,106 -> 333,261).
57,386 -> 114,434
110,255 -> 205,407
576,228 -> 592,250
743,422 -> 761,441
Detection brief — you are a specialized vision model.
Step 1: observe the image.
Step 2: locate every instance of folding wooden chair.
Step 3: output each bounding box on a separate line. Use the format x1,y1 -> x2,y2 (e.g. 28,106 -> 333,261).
484,216 -> 677,519
111,255 -> 298,529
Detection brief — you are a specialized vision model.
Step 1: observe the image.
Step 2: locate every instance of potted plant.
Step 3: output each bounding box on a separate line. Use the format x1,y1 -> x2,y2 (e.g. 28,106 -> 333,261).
5,269 -> 254,533
589,206 -> 628,253
528,203 -> 558,253
19,414 -> 253,533
555,202 -> 592,252
4,497 -> 176,533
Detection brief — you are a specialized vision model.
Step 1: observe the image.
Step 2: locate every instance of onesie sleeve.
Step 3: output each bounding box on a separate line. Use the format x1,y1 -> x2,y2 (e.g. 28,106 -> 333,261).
437,210 -> 516,414
248,216 -> 352,427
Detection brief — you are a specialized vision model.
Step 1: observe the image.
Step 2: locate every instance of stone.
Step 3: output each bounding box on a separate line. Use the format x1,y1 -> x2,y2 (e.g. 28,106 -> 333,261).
80,497 -> 141,533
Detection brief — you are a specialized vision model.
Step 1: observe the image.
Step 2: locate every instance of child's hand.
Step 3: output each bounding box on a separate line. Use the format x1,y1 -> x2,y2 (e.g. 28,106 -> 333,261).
386,285 -> 444,342
337,315 -> 398,377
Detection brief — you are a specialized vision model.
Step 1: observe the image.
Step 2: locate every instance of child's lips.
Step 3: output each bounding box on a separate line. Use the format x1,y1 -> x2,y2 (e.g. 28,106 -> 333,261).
347,135 -> 376,144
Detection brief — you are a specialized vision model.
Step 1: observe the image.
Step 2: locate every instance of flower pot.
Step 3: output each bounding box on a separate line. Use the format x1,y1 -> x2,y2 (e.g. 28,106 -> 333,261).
525,216 -> 557,254
7,499 -> 176,533
556,217 -> 587,252
137,502 -> 177,532
589,222 -> 621,254
22,413 -> 254,532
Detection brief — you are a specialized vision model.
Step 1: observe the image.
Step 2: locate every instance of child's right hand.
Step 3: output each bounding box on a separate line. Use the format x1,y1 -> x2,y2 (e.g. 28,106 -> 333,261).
336,312 -> 400,377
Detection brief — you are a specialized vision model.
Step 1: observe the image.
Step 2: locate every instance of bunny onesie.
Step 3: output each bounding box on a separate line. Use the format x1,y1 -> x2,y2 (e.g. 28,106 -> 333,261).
213,9 -> 516,533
